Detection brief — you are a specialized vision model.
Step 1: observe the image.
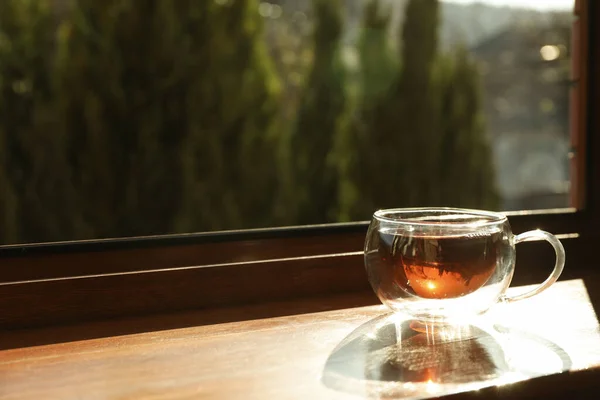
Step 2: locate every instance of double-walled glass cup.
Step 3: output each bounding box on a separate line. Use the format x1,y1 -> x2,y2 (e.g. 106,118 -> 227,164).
365,208 -> 565,322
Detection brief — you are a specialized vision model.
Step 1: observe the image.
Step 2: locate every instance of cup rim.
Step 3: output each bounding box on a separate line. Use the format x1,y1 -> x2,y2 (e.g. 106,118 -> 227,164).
373,207 -> 507,228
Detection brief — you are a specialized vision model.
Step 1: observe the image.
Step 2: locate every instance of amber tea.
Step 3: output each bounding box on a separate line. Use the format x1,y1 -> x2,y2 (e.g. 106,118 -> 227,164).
379,230 -> 502,299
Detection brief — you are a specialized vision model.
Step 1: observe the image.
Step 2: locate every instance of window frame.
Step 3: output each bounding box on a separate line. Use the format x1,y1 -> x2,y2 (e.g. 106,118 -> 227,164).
0,0 -> 597,330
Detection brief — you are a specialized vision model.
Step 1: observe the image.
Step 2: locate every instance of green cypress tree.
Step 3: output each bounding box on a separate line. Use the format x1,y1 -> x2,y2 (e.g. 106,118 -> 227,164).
54,0 -> 195,238
0,0 -> 281,243
55,0 -> 281,237
338,0 -> 396,221
358,0 -> 397,103
344,0 -> 498,217
344,0 -> 440,219
437,47 -> 499,209
177,0 -> 282,231
0,0 -> 85,243
223,0 -> 282,230
291,0 -> 346,224
0,0 -> 27,244
395,0 -> 440,206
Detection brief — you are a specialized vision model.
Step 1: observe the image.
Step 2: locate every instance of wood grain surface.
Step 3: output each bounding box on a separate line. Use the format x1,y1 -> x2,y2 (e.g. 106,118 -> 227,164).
0,279 -> 598,400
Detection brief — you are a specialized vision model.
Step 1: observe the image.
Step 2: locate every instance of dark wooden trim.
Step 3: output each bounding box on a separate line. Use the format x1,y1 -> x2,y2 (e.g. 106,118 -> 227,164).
0,252 -> 370,329
587,0 -> 600,216
0,222 -> 368,258
0,237 -> 587,330
0,229 -> 366,283
0,209 -> 587,284
571,0 -> 589,209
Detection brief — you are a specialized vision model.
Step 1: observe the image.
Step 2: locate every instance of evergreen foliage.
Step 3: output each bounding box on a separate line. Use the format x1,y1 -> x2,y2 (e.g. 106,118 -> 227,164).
0,0 -> 499,244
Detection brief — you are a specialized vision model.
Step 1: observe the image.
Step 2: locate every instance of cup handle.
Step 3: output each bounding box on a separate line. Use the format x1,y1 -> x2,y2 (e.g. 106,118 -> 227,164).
500,229 -> 565,303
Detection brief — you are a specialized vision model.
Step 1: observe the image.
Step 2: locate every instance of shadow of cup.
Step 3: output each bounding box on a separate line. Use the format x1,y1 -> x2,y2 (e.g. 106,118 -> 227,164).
322,313 -> 571,398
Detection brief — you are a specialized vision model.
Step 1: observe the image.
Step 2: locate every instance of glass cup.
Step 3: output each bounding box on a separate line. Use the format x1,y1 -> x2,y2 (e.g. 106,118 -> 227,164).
364,208 -> 565,323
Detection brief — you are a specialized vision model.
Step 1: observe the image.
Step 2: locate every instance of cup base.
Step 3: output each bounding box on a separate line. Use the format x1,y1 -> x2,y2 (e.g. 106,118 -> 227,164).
408,319 -> 476,343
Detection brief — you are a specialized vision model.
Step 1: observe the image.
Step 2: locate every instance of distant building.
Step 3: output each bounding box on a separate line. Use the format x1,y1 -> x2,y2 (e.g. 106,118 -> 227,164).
471,16 -> 572,210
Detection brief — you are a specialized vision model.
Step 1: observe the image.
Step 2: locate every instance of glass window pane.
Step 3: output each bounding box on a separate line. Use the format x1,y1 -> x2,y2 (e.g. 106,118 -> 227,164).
0,0 -> 576,245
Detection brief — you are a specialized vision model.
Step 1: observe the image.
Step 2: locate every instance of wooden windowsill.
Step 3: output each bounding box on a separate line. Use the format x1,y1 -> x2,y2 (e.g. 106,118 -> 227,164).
1,279 -> 599,400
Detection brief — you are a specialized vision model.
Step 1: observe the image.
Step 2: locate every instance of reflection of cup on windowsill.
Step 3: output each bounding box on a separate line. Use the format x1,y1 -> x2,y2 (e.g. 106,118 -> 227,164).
322,312 -> 573,399
365,208 -> 565,323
